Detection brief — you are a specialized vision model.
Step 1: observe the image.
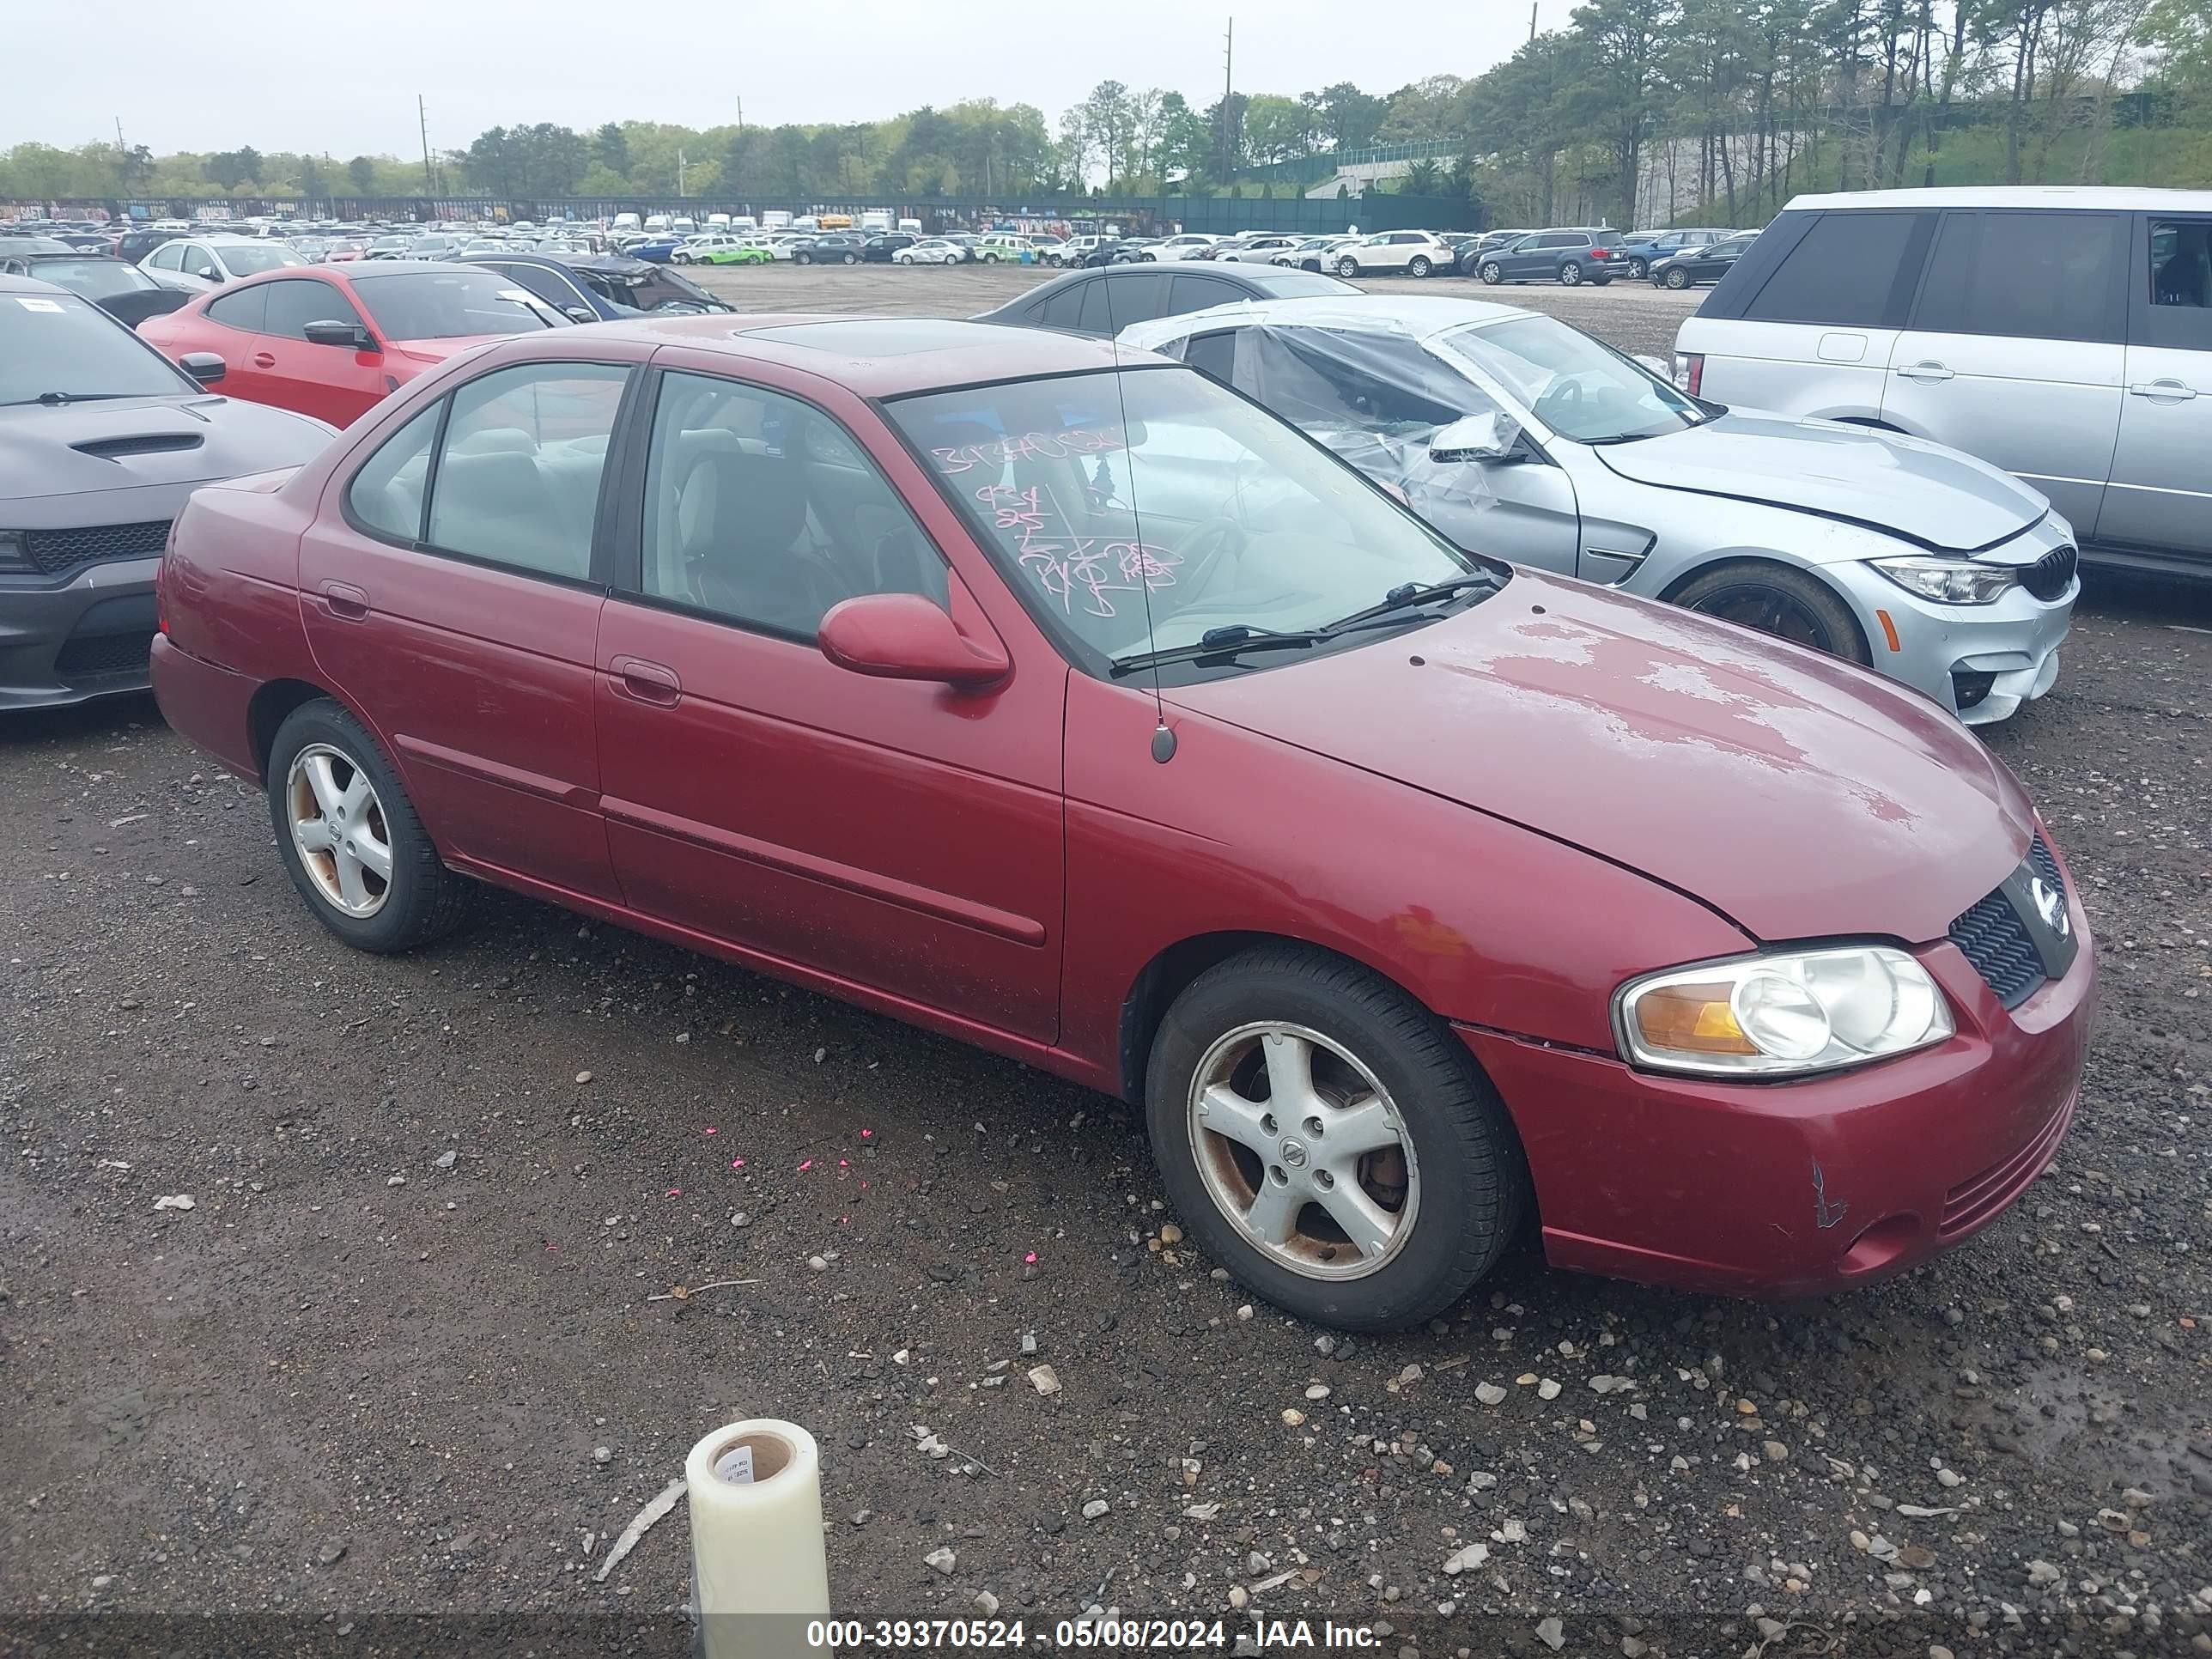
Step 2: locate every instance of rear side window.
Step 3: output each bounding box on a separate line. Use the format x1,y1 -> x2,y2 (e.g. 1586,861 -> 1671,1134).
204,285 -> 267,331
2142,216 -> 2212,349
1030,279 -> 1088,330
1182,330 -> 1238,385
422,363 -> 629,578
1076,280 -> 1113,335
1744,211 -> 1921,326
1911,210 -> 2128,343
1169,273 -> 1249,315
346,403 -> 442,542
1099,271 -> 1167,328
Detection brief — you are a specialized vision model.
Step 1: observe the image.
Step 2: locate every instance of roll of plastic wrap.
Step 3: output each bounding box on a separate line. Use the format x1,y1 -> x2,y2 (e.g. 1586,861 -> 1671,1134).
688,1419 -> 831,1659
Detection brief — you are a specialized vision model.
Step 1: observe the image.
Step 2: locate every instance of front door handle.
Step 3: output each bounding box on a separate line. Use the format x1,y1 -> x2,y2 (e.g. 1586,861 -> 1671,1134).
252,351 -> 276,368
319,580 -> 369,620
611,654 -> 682,707
2128,378 -> 2198,402
1894,360 -> 1954,383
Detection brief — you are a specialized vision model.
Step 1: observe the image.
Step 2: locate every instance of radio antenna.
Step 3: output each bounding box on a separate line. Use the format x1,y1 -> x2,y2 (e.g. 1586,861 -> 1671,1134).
1103,281 -> 1175,763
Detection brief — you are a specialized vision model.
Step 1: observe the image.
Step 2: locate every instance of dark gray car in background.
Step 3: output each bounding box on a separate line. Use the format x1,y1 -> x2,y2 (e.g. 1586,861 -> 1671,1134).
1,275 -> 333,709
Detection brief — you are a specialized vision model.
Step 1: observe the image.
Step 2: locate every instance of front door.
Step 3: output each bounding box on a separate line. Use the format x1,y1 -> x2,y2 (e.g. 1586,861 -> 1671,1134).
1881,208 -> 2130,538
246,276 -> 391,426
298,357 -> 633,902
2100,213 -> 2212,562
592,366 -> 1066,1042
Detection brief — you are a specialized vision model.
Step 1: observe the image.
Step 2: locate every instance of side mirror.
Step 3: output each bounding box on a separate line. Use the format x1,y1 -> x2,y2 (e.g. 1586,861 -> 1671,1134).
818,593 -> 1010,688
180,351 -> 226,385
1428,411 -> 1520,464
563,305 -> 595,323
303,319 -> 377,351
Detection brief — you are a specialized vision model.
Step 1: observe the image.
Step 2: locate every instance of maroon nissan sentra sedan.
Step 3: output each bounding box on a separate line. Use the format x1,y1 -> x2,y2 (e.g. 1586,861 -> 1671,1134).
150,314 -> 2094,1329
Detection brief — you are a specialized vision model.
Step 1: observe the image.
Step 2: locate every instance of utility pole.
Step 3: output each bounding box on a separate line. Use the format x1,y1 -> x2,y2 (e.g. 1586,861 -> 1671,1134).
1530,0 -> 1538,40
418,94 -> 434,198
1218,16 -> 1234,185
678,149 -> 688,197
114,116 -> 126,154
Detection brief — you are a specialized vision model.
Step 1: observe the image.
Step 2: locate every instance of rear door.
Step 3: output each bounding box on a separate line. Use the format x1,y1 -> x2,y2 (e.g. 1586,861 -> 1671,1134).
2100,211 -> 2212,562
249,276 -> 391,425
298,355 -> 635,902
1884,208 -> 2129,538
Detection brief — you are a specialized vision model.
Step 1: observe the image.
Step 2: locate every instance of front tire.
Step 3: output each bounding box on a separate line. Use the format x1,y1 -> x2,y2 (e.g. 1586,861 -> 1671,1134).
1479,262 -> 1503,285
1672,561 -> 1871,664
795,251 -> 814,264
1663,266 -> 1691,289
1625,257 -> 1648,279
265,699 -> 471,954
1144,944 -> 1528,1331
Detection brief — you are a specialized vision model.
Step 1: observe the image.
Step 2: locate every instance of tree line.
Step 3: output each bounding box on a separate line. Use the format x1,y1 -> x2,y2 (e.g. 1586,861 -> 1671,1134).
3,0 -> 2204,227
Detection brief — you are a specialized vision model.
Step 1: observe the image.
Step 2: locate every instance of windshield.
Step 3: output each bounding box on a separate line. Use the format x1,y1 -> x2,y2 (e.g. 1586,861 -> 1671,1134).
1443,313 -> 1703,443
27,258 -> 152,299
354,270 -> 561,339
889,366 -> 1478,670
222,244 -> 304,276
0,290 -> 193,404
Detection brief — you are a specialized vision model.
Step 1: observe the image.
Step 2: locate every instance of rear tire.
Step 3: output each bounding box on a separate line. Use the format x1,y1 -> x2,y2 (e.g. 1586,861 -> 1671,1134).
1144,944 -> 1528,1332
1672,562 -> 1871,665
1336,256 -> 1360,278
1559,260 -> 1583,286
1408,255 -> 1433,277
841,252 -> 859,265
796,251 -> 814,264
265,699 -> 471,955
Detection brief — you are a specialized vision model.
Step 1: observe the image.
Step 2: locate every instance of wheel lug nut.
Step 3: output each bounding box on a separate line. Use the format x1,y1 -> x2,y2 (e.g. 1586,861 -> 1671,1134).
1260,1113 -> 1278,1135
1267,1165 -> 1288,1186
1304,1116 -> 1324,1137
1314,1170 -> 1335,1190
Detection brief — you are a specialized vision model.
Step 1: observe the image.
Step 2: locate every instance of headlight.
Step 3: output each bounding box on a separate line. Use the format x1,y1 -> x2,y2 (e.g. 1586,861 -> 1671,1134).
0,531 -> 29,574
1614,946 -> 1953,1078
1870,555 -> 2018,605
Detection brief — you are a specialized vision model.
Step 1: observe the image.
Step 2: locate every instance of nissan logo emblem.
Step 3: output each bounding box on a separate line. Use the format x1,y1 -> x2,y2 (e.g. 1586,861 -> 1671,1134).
2030,876 -> 2069,939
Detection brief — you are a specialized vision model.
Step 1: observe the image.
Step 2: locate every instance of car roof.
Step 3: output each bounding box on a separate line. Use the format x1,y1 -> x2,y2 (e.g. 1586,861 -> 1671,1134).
1785,185 -> 2212,211
1132,294 -> 1530,343
0,272 -> 74,295
573,313 -> 1161,397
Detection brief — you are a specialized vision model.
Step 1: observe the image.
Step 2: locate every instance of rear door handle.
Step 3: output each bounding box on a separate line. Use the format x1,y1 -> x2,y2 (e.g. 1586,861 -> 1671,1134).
2128,378 -> 2198,401
1895,361 -> 1954,383
611,654 -> 682,707
319,580 -> 369,620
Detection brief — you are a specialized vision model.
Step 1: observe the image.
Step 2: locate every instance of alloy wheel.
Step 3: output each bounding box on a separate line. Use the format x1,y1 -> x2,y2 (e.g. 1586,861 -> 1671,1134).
1186,1022 -> 1419,1281
285,743 -> 392,918
1689,582 -> 1839,653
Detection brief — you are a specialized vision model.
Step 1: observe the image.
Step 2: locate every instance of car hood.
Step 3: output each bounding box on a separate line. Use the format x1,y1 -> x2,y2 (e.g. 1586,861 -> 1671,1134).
0,395 -> 332,503
1589,410 -> 2047,553
1166,569 -> 2033,945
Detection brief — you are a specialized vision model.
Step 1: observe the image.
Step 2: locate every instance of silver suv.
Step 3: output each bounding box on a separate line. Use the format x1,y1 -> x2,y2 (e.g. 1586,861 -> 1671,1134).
1674,187 -> 2212,581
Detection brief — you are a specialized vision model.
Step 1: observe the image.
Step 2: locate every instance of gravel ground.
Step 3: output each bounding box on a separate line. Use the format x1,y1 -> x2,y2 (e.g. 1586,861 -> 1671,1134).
3,269 -> 2209,1658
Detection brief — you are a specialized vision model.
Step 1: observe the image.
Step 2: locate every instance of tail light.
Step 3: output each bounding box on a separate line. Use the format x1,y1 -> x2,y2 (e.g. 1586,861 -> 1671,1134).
1590,246 -> 1611,260
1674,352 -> 1705,397
156,520 -> 178,635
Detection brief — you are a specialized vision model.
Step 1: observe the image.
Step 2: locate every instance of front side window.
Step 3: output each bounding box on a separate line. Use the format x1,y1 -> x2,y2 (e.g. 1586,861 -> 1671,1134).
423,362 -> 629,578
888,367 -> 1479,673
639,370 -> 947,640
1744,210 -> 1918,325
0,289 -> 194,404
144,241 -> 182,270
204,285 -> 267,331
1911,210 -> 2127,343
1443,313 -> 1703,442
353,270 -> 561,342
261,278 -> 365,339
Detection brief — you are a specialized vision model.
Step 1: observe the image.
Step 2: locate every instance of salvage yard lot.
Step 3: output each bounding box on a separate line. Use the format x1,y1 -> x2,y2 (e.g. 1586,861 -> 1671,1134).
3,264 -> 2209,1656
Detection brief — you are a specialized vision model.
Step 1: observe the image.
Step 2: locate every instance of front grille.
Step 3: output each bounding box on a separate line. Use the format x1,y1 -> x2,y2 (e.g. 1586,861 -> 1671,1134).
1948,834 -> 2066,1007
22,520 -> 171,577
2021,544 -> 2077,602
54,629 -> 154,681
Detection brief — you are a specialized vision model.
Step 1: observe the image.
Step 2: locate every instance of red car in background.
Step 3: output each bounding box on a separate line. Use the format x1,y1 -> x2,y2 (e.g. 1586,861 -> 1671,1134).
149,316 -> 2094,1329
139,261 -> 568,428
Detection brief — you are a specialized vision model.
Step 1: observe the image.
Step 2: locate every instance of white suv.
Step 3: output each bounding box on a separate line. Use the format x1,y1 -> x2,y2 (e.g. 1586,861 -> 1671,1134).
1333,231 -> 1454,278
1675,186 -> 2212,580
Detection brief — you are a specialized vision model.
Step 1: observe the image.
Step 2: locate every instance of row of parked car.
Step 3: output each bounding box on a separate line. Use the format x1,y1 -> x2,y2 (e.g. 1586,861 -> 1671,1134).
10,187 -> 2160,1333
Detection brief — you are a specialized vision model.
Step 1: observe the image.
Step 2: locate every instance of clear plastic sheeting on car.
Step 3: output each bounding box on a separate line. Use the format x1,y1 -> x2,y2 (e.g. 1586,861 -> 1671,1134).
1123,305 -> 1505,541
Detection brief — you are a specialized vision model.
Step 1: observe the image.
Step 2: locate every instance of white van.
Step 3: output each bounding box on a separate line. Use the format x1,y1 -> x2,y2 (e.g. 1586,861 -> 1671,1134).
730,216 -> 757,234
791,216 -> 820,232
761,210 -> 792,230
706,213 -> 732,229
612,212 -> 641,231
1674,185 -> 2212,579
644,214 -> 671,231
896,217 -> 922,234
860,210 -> 892,233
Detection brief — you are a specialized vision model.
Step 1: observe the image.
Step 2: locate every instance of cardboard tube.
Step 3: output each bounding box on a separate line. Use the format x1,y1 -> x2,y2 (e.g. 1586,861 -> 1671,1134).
687,1419 -> 830,1659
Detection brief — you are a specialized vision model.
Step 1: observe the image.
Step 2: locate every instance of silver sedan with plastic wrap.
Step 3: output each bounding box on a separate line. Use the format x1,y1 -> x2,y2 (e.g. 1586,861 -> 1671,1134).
1121,295 -> 2078,725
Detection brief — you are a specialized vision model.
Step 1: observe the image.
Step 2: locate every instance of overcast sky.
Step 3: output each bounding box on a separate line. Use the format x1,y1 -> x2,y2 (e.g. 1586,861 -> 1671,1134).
11,0 -> 1570,157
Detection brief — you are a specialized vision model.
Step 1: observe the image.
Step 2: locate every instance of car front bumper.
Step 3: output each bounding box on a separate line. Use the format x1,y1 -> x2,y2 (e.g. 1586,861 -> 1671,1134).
0,556 -> 161,711
1824,542 -> 2075,726
1462,878 -> 2094,1300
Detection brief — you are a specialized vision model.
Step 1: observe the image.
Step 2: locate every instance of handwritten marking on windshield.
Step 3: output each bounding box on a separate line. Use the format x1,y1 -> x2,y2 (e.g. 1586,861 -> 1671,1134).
977,483 -> 1179,619
931,428 -> 1127,472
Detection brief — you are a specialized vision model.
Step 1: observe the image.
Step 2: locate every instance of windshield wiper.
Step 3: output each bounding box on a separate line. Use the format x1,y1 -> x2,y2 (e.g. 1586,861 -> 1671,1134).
1109,623 -> 1327,678
1322,572 -> 1501,634
3,392 -> 135,407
